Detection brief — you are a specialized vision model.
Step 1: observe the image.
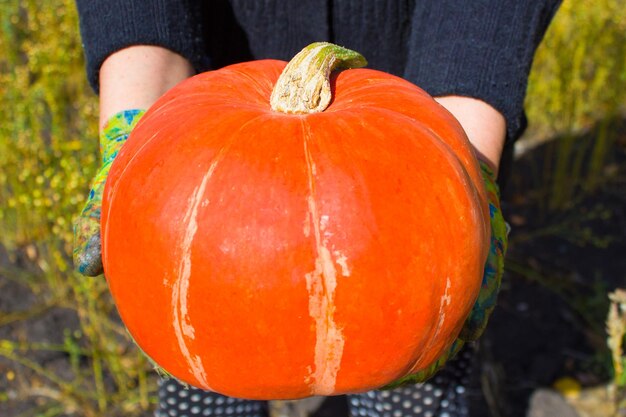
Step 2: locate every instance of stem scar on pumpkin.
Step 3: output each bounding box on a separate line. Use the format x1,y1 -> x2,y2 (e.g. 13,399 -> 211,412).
270,42 -> 367,114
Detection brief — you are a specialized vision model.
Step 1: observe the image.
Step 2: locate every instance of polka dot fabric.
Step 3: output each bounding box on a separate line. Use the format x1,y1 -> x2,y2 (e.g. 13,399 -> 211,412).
346,345 -> 475,417
155,345 -> 476,417
155,379 -> 267,417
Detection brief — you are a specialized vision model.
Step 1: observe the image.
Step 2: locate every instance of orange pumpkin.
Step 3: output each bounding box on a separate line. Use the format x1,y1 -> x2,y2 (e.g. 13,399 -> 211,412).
101,43 -> 490,399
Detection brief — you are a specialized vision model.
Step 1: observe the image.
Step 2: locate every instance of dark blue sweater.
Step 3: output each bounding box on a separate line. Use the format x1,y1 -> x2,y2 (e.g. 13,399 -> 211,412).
76,0 -> 561,146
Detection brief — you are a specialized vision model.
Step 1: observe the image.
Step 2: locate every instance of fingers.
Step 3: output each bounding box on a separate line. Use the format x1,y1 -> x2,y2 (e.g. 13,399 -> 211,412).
75,231 -> 104,276
73,109 -> 146,277
459,161 -> 508,341
73,215 -> 104,276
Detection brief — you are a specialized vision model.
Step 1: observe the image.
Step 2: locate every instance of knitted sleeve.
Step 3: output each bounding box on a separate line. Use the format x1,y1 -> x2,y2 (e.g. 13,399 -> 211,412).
403,0 -> 561,142
75,0 -> 210,93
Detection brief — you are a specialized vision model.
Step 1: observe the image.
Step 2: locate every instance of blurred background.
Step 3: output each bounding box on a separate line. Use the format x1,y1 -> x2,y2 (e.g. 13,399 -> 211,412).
0,1 -> 624,416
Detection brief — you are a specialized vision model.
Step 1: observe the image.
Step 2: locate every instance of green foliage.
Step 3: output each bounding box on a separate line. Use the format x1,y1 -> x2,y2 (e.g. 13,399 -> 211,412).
527,0 -> 626,135
0,0 -> 97,269
525,0 -> 626,210
0,1 -> 153,415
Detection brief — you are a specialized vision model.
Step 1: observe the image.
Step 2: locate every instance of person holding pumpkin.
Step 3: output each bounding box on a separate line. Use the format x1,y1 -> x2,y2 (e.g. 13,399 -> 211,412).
74,1 -> 561,416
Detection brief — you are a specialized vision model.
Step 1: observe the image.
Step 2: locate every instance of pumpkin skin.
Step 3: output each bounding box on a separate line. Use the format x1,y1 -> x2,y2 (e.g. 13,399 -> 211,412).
101,58 -> 490,399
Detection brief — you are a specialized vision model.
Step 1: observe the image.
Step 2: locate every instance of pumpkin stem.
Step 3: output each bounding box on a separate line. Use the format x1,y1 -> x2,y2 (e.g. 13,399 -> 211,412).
270,42 -> 367,114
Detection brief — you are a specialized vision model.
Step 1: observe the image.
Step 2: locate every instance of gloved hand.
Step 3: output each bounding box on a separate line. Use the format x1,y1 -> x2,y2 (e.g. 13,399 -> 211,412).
73,109 -> 145,276
459,160 -> 509,341
384,160 -> 508,387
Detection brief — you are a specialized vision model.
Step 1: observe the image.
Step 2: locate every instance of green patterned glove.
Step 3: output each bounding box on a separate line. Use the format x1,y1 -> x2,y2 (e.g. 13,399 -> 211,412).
459,161 -> 509,341
384,160 -> 508,387
73,109 -> 145,276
